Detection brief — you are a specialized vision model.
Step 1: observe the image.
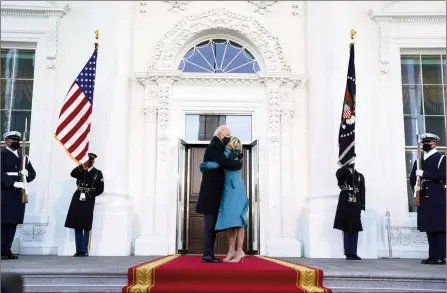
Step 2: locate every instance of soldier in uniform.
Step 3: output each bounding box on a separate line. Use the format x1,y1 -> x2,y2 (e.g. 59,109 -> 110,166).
333,157 -> 366,260
410,133 -> 446,265
1,131 -> 36,260
64,153 -> 104,257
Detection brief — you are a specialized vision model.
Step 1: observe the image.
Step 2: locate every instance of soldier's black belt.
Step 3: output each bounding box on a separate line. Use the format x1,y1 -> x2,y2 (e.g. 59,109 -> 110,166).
340,186 -> 359,192
77,187 -> 94,192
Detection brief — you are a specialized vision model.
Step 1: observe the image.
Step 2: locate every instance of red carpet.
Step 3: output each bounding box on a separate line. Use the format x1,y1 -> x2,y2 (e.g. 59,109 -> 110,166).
122,255 -> 332,293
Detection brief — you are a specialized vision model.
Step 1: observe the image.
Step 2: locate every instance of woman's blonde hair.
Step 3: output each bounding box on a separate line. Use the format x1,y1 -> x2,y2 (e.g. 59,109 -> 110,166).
227,136 -> 242,151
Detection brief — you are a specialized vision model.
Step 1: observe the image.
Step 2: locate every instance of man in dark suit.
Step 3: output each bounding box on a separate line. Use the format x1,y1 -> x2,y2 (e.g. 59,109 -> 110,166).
1,131 -> 37,260
196,125 -> 243,263
410,133 -> 446,265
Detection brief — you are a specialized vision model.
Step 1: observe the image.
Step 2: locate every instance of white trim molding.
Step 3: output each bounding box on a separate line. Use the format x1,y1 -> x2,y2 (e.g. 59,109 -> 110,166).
0,1 -> 70,69
146,8 -> 292,73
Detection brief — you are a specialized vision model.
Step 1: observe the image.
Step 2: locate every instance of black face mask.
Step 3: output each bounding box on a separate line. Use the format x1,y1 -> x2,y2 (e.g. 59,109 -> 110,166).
222,136 -> 231,146
422,144 -> 432,152
88,160 -> 94,167
10,142 -> 20,150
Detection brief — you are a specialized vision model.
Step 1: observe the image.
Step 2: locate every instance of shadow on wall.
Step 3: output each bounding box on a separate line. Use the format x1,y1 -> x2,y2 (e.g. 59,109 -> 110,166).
55,178 -> 77,256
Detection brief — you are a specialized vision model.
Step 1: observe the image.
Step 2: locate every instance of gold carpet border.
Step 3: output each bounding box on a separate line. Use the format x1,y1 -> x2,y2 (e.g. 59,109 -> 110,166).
257,256 -> 328,293
126,254 -> 180,293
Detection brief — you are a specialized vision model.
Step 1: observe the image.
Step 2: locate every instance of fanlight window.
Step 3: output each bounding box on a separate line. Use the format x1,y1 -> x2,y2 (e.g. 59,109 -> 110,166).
178,39 -> 260,74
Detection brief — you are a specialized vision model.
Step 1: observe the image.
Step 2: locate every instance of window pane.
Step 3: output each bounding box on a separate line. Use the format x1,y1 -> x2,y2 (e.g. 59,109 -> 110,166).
1,49 -> 15,79
443,55 -> 446,84
423,85 -> 444,115
403,116 -> 425,146
425,116 -> 446,146
15,49 -> 35,79
0,110 -> 31,140
405,150 -> 418,212
401,55 -> 421,85
421,55 -> 442,85
402,85 -> 422,115
185,114 -> 252,141
0,79 -> 33,110
179,39 -> 260,74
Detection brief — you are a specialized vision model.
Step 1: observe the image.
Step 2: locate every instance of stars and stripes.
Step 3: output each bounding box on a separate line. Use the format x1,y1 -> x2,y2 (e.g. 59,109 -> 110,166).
338,42 -> 356,167
54,48 -> 98,169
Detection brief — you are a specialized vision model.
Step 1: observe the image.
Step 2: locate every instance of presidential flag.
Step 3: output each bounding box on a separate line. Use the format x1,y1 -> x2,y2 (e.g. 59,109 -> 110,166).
337,42 -> 356,167
54,45 -> 98,169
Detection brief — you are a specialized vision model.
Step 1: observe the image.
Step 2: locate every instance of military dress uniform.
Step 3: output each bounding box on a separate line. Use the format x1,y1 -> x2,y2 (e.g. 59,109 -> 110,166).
64,153 -> 104,257
1,131 -> 36,260
333,163 -> 366,260
410,133 -> 446,265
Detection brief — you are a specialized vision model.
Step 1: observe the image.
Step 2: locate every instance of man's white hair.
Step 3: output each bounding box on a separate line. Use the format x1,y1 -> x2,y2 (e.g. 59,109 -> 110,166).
214,125 -> 229,137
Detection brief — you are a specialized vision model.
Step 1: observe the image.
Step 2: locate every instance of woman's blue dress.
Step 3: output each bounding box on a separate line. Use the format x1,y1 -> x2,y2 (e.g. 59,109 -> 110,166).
200,148 -> 249,231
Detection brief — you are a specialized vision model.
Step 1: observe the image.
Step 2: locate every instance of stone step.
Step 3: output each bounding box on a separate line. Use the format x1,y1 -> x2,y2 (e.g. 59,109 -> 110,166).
19,273 -> 445,293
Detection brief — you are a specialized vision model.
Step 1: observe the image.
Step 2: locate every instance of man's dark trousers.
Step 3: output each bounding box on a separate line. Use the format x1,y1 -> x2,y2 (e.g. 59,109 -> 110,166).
203,214 -> 218,259
343,231 -> 359,256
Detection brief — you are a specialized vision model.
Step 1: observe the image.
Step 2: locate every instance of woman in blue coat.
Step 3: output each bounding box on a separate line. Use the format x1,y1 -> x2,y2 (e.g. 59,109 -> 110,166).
200,136 -> 249,263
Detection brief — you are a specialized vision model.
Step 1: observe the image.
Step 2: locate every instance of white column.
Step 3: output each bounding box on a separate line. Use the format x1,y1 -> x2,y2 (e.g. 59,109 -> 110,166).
134,81 -> 159,255
135,77 -> 176,255
303,1 -> 353,258
89,1 -> 133,256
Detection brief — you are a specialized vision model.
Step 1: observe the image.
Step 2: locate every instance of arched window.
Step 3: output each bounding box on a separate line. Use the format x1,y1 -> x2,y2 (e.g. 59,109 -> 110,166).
178,39 -> 261,74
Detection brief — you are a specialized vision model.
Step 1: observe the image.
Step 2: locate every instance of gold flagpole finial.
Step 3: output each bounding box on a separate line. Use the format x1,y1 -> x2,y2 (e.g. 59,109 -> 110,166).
94,30 -> 99,49
350,29 -> 357,40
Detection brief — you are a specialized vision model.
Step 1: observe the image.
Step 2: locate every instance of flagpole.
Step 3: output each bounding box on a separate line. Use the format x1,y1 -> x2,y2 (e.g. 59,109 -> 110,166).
94,30 -> 99,49
349,29 -> 357,198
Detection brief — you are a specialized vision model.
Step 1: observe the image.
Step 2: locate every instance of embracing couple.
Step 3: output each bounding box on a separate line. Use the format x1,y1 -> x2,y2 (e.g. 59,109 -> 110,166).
196,125 -> 248,263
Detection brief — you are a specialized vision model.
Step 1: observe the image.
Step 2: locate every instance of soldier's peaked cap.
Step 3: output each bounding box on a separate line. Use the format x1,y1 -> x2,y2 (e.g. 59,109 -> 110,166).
88,153 -> 97,159
421,133 -> 440,143
3,131 -> 21,141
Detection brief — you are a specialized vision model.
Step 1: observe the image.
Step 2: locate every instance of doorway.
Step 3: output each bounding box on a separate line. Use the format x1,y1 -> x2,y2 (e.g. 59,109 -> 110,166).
176,140 -> 260,255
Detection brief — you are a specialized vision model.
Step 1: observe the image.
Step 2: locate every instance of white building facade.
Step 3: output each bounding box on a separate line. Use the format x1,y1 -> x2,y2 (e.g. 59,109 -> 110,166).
1,1 -> 445,258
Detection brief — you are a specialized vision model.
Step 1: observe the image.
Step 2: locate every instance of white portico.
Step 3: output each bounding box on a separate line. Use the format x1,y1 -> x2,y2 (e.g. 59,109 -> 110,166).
132,8 -> 304,257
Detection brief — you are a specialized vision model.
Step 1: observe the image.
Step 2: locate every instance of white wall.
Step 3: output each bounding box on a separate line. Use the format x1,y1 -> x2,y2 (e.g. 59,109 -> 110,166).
2,1 -> 445,257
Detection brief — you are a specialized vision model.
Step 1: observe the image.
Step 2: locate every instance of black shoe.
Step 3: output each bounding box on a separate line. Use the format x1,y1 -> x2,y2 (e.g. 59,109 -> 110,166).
202,256 -> 223,263
5,252 -> 18,260
421,258 -> 438,264
345,255 -> 354,260
73,252 -> 80,257
352,255 -> 362,260
78,252 -> 88,257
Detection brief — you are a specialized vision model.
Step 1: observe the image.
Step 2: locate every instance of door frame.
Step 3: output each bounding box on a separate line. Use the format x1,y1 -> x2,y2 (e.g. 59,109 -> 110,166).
175,139 -> 260,255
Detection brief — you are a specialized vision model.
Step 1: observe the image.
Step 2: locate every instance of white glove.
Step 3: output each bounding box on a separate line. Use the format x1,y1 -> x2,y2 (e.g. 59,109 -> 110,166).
79,193 -> 86,201
13,182 -> 25,189
414,185 -> 421,192
361,210 -> 365,217
416,170 -> 424,177
19,169 -> 29,177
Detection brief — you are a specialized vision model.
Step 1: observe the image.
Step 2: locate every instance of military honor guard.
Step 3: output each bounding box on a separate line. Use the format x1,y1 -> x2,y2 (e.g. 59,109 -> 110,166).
64,153 -> 104,257
410,133 -> 446,265
333,158 -> 366,260
1,131 -> 36,260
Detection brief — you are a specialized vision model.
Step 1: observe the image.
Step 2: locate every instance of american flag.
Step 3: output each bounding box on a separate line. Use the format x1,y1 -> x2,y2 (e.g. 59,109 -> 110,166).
338,43 -> 356,167
54,48 -> 98,169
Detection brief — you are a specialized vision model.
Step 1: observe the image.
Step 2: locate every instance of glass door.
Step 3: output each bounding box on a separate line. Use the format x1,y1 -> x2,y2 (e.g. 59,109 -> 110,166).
176,139 -> 189,254
248,140 -> 260,254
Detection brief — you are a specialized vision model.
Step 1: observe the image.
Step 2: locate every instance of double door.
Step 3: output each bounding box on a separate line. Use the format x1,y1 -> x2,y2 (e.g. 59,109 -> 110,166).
176,140 -> 260,255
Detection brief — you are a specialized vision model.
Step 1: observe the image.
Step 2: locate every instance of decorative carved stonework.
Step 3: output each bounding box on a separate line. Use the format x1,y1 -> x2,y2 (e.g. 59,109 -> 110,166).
21,225 -> 46,242
140,2 -> 147,13
266,81 -> 282,142
165,1 -> 191,12
157,84 -> 172,141
144,108 -> 157,123
390,227 -> 428,246
147,8 -> 292,73
247,1 -> 278,15
281,109 -> 295,122
292,3 -> 300,16
1,2 -> 70,69
369,1 -> 445,70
